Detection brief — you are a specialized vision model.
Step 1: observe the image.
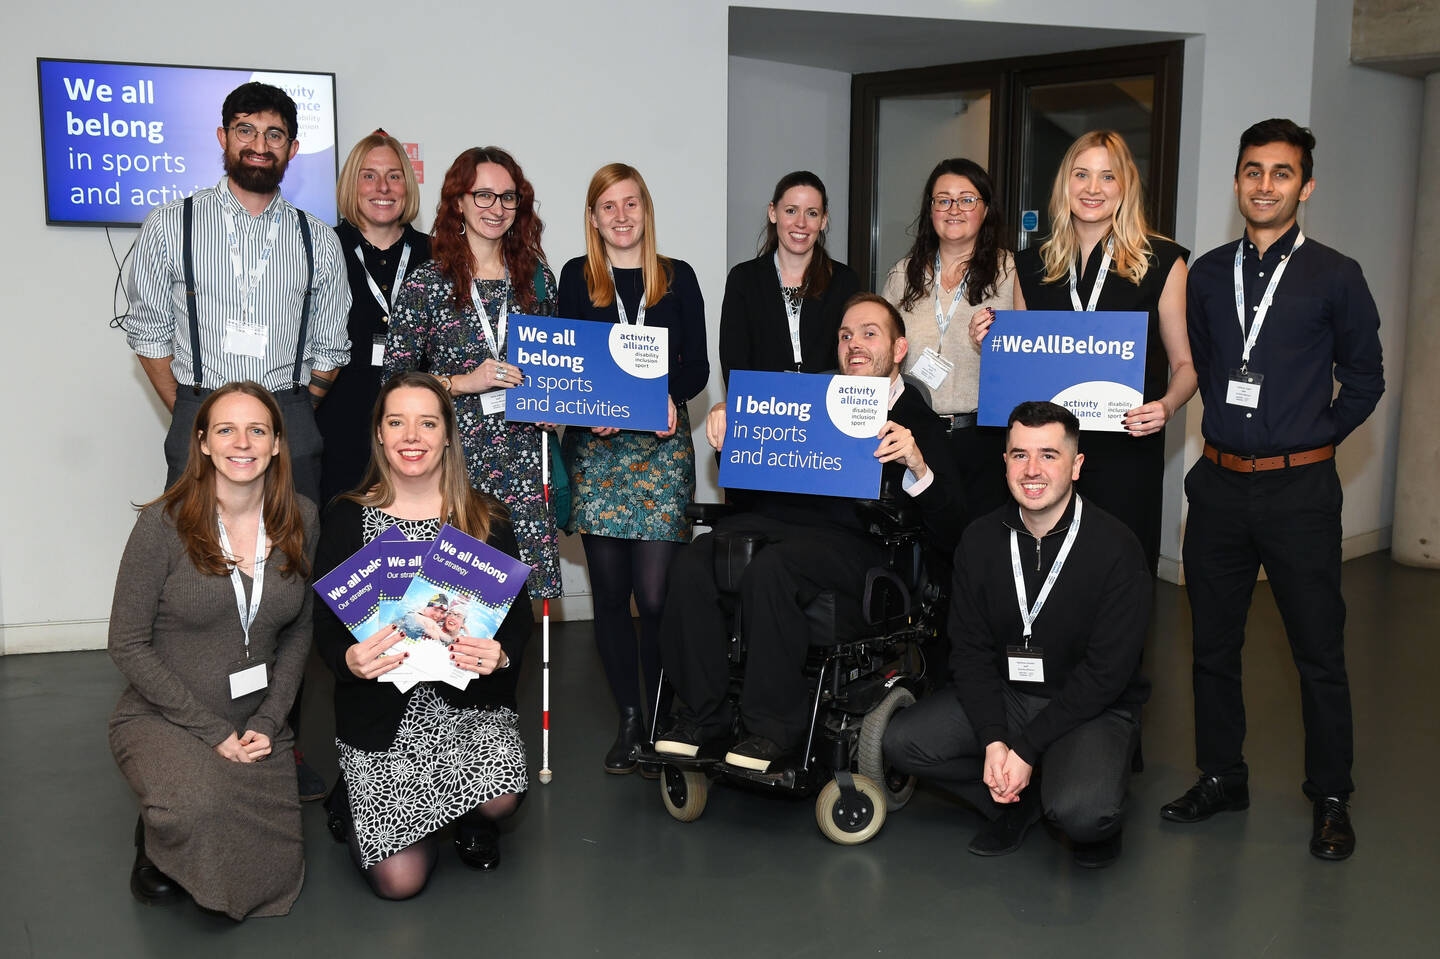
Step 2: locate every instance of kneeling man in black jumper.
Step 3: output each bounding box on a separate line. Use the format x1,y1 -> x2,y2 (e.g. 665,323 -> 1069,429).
884,401 -> 1151,867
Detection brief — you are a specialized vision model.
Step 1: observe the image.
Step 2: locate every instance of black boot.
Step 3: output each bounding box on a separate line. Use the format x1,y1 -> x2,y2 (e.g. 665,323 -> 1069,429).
130,816 -> 184,905
604,707 -> 644,774
324,775 -> 349,844
455,816 -> 501,871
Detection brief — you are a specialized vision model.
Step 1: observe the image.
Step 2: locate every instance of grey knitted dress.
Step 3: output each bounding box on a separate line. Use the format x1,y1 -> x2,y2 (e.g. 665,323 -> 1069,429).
108,500 -> 318,920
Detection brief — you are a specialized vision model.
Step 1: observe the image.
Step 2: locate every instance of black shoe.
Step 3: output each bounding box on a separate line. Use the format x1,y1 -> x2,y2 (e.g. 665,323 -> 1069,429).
967,794 -> 1040,857
1310,796 -> 1355,861
455,818 -> 501,871
1073,830 -> 1123,869
130,817 -> 184,905
637,760 -> 662,780
655,717 -> 727,759
324,778 -> 349,844
295,749 -> 327,802
604,707 -> 644,775
724,735 -> 791,773
1160,775 -> 1249,823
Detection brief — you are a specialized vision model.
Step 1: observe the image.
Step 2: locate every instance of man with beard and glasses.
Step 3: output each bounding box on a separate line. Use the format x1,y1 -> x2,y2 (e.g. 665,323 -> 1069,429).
126,81 -> 351,503
655,294 -> 964,774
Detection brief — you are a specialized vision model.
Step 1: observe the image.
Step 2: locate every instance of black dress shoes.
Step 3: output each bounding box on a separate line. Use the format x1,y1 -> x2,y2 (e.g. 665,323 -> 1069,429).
604,707 -> 645,775
1073,830 -> 1123,869
455,818 -> 501,871
968,793 -> 1041,857
1160,775 -> 1250,823
130,816 -> 184,905
1310,795 -> 1355,861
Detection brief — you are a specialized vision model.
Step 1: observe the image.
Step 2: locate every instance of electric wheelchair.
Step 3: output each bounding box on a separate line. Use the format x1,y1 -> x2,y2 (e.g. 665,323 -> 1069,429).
639,484 -> 949,845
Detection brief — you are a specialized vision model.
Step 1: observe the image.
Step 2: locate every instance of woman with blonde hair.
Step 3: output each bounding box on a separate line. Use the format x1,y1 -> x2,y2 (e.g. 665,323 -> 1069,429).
318,130 -> 431,504
109,381 -> 318,918
990,130 -> 1194,572
557,163 -> 708,774
315,370 -> 531,897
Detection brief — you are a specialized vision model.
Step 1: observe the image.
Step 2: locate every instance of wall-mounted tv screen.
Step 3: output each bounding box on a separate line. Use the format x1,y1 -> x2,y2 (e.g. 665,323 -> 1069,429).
37,58 -> 337,227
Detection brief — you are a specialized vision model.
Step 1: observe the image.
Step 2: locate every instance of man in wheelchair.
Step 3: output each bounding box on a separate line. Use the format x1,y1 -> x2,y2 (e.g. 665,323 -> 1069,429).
655,293 -> 964,774
883,402 -> 1151,868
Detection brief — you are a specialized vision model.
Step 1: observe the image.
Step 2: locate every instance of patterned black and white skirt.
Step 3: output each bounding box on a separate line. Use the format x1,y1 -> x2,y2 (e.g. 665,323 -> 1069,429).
338,685 -> 528,867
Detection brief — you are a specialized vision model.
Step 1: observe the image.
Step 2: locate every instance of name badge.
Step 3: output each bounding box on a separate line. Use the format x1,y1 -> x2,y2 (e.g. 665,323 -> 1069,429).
480,388 -> 507,417
223,320 -> 268,359
228,660 -> 268,699
910,347 -> 954,392
1225,369 -> 1264,409
1006,646 -> 1045,683
371,333 -> 386,367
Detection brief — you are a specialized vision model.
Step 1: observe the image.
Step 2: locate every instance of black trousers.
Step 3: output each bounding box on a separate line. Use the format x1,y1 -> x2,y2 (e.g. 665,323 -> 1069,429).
1182,455 -> 1352,798
165,386 -> 323,505
883,685 -> 1138,843
658,515 -> 882,749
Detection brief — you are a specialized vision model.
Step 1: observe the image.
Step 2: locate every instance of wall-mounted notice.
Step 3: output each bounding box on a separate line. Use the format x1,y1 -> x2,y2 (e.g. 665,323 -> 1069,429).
37,58 -> 338,227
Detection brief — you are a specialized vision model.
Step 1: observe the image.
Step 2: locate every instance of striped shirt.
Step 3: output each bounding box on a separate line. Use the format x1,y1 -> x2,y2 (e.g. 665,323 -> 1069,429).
126,177 -> 351,391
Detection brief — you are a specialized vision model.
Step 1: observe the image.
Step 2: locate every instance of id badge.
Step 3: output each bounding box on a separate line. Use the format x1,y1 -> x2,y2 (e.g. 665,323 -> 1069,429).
911,347 -> 954,392
227,659 -> 269,699
1006,646 -> 1045,683
223,320 -> 268,359
1225,369 -> 1263,409
480,389 -> 507,416
371,333 -> 386,367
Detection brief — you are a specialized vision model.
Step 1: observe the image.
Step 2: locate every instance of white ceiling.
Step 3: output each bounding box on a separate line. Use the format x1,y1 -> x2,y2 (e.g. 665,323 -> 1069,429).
728,7 -> 1184,74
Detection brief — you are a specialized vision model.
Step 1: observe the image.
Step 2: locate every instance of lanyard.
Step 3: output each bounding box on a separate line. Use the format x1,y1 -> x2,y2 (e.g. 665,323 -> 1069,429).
607,264 -> 647,327
470,272 -> 510,358
774,253 -> 804,366
1068,238 -> 1113,312
1008,495 -> 1083,646
1232,231 -> 1304,373
217,512 -> 267,656
354,242 -> 411,318
933,253 -> 969,339
222,211 -> 282,323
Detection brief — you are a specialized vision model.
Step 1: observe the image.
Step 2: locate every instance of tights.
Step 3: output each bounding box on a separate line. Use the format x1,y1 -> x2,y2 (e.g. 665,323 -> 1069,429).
348,792 -> 522,900
581,534 -> 680,717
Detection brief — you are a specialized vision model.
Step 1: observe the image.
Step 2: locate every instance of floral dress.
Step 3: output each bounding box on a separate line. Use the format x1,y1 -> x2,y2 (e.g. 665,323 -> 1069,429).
386,260 -> 562,597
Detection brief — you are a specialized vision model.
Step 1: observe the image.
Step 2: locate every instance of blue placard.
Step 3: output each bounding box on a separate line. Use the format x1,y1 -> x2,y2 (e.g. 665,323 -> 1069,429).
717,370 -> 887,498
505,314 -> 669,432
979,310 -> 1147,431
1021,209 -> 1040,232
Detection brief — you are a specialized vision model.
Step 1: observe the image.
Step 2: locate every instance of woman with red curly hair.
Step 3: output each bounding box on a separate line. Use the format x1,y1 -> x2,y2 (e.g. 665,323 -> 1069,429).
384,147 -> 561,597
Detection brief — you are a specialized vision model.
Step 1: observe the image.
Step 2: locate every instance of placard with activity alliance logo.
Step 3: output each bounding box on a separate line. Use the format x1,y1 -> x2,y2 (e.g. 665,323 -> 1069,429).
978,310 -> 1148,432
718,370 -> 887,498
504,314 -> 669,432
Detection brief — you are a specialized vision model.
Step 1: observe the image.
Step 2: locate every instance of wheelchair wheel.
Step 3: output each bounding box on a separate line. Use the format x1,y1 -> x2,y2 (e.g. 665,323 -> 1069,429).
815,775 -> 887,845
857,686 -> 918,811
659,765 -> 708,823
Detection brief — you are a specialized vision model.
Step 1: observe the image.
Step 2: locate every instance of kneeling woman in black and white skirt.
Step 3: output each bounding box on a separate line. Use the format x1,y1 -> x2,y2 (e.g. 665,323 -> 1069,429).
315,370 -> 531,899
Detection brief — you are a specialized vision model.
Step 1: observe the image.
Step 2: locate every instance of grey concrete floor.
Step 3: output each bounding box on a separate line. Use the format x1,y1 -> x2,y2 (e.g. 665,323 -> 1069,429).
2,551 -> 1438,958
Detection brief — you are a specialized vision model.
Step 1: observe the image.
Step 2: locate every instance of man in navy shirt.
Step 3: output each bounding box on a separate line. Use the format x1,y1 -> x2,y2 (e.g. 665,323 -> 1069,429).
1161,119 -> 1383,861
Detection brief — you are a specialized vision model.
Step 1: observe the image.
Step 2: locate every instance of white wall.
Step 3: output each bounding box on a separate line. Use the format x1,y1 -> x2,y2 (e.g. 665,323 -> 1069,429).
3,0 -> 1421,652
726,56 -> 852,272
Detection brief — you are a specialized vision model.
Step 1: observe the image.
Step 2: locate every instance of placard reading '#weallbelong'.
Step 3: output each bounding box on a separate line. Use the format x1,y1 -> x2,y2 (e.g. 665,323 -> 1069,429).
718,371 -> 887,499
504,314 -> 669,432
978,310 -> 1149,432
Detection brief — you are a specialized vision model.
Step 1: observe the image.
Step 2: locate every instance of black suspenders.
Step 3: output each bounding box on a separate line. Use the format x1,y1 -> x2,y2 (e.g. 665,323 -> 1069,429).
182,195 -> 315,393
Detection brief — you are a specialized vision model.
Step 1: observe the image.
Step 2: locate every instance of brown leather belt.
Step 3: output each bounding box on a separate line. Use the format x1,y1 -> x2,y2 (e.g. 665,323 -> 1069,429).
1204,442 -> 1334,473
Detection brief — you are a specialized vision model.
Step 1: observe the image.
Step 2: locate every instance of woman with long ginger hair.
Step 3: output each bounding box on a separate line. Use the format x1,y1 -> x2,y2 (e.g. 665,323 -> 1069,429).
384,146 -> 561,598
557,162 -> 708,774
108,381 -> 318,919
315,371 -> 531,897
994,130 -> 1195,573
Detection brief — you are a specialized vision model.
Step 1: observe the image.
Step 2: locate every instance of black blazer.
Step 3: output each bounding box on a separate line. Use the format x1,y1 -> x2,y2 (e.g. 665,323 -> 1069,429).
718,254 -> 862,385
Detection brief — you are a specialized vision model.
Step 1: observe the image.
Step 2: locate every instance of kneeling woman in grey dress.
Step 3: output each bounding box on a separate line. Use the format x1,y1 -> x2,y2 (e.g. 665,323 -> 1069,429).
109,381 -> 319,919
315,371 -> 531,900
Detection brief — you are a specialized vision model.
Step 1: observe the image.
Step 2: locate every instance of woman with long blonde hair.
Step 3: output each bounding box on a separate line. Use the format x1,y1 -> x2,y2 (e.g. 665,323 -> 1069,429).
557,163 -> 708,774
1000,130 -> 1195,572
